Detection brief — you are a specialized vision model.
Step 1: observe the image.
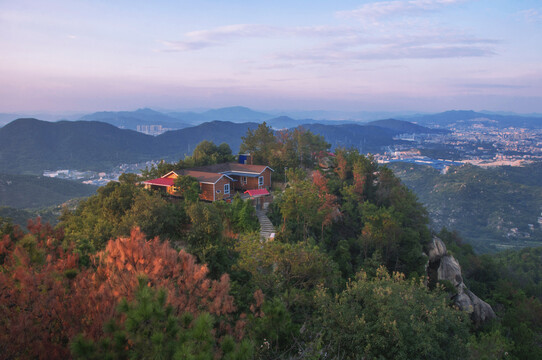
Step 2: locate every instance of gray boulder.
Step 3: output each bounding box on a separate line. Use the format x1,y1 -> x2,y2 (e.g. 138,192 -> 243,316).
454,287 -> 496,327
438,255 -> 463,287
426,236 -> 447,262
425,236 -> 496,326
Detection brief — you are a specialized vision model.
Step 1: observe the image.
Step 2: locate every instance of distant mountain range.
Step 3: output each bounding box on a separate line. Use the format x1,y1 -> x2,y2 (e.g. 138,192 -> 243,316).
0,112 -> 84,126
265,116 -> 361,129
80,106 -> 272,130
3,107 -> 541,131
268,118 -> 445,152
0,117 -> 437,174
365,119 -> 446,134
302,124 -> 399,152
80,108 -> 193,131
402,110 -> 542,129
196,106 -> 271,122
268,110 -> 422,121
75,108 -> 542,131
156,120 -> 260,160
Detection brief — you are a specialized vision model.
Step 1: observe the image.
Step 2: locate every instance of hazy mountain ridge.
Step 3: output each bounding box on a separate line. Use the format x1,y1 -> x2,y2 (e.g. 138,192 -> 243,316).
156,120 -> 260,160
78,106 -> 271,131
403,110 -> 542,129
80,108 -> 192,130
166,106 -> 273,125
0,117 -> 433,174
301,123 -> 398,152
198,106 -> 270,122
366,119 -> 448,134
266,116 -> 360,129
5,107 -> 541,131
301,120 -> 442,151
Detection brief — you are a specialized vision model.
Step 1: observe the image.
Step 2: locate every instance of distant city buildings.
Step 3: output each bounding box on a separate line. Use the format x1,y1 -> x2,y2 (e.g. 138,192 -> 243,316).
136,124 -> 169,135
43,161 -> 160,186
375,121 -> 542,169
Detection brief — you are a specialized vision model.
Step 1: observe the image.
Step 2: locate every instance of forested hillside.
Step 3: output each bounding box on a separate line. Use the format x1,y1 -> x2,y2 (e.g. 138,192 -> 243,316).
1,124 -> 540,359
156,120 -> 260,160
0,118 -> 157,173
0,206 -> 59,228
0,174 -> 96,230
0,119 -> 260,174
0,173 -> 97,209
0,117 -> 436,174
389,162 -> 542,252
437,229 -> 542,359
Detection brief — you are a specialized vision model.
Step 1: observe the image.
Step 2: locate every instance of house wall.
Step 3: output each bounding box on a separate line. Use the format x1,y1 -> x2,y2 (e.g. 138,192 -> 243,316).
199,183 -> 214,201
245,176 -> 260,190
146,184 -> 167,194
214,177 -> 233,201
262,168 -> 272,188
231,169 -> 272,191
231,175 -> 248,191
248,168 -> 272,189
163,173 -> 179,195
166,184 -> 179,195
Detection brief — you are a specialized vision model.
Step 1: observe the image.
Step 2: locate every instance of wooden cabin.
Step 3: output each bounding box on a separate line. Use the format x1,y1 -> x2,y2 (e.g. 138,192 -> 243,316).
143,162 -> 273,202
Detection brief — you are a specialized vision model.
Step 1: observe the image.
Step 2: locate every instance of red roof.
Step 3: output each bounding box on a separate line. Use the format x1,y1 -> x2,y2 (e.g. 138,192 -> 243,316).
176,169 -> 228,184
189,162 -> 273,175
143,178 -> 175,187
244,189 -> 270,197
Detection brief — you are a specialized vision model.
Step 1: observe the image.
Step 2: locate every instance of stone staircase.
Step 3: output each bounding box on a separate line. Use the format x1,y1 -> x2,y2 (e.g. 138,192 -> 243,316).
256,209 -> 275,241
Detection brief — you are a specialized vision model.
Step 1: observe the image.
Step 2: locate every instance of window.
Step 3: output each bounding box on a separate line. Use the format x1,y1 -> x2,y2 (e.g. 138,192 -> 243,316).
258,176 -> 264,187
241,176 -> 247,184
224,183 -> 230,194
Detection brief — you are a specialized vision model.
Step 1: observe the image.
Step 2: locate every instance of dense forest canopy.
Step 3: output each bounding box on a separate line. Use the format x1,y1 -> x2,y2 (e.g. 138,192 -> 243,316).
390,162 -> 542,252
1,123 -> 541,359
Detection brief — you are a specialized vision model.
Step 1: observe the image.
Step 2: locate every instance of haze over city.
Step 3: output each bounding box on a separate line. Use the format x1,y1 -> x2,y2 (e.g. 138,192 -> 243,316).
1,0 -> 542,114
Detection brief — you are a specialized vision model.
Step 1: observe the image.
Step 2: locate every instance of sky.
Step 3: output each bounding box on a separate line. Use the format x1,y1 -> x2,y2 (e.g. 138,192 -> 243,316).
1,0 -> 542,114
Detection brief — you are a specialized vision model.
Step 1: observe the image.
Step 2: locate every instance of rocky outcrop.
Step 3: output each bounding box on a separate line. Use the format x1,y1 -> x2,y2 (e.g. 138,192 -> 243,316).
426,236 -> 447,262
425,236 -> 496,327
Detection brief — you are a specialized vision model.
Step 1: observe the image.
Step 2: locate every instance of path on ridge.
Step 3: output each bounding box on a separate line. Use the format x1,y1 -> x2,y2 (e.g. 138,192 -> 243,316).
256,208 -> 275,241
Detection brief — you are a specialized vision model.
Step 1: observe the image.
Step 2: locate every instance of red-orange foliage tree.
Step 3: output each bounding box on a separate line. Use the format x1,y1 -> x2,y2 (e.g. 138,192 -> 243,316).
0,222 -> 241,359
312,170 -> 340,239
80,228 -> 238,336
352,160 -> 367,199
334,150 -> 350,181
0,218 -> 82,359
